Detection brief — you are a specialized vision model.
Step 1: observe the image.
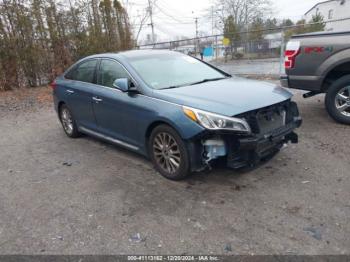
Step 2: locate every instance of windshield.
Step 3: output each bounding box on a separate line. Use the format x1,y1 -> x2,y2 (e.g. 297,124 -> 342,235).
128,53 -> 226,89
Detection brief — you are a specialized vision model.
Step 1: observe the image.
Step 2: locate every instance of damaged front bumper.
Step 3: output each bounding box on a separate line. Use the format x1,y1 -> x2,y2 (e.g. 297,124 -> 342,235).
187,101 -> 302,171
225,120 -> 300,169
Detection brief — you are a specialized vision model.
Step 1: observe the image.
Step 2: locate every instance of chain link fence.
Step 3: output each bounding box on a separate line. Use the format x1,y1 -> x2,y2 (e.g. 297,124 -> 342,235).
137,18 -> 350,77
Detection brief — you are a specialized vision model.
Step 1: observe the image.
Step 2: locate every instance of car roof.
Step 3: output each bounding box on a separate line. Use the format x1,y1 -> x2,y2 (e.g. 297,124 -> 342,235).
83,50 -> 182,61
119,49 -> 181,58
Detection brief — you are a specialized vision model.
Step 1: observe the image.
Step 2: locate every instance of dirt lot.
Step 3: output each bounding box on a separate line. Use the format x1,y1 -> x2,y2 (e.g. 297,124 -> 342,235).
0,80 -> 349,255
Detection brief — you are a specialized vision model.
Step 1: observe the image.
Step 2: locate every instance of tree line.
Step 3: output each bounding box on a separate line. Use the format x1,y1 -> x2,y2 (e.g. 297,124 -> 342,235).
0,0 -> 133,90
217,0 -> 325,59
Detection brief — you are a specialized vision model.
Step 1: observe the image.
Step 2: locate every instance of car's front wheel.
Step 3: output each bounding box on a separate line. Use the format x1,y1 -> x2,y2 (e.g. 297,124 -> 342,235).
59,104 -> 80,138
325,75 -> 350,125
149,125 -> 191,180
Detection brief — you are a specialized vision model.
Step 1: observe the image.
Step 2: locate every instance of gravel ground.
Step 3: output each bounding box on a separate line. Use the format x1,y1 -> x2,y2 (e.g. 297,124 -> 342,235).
0,77 -> 349,255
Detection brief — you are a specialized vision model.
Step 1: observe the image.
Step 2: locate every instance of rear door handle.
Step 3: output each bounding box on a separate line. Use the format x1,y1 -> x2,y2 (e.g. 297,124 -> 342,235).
66,89 -> 74,94
92,96 -> 103,102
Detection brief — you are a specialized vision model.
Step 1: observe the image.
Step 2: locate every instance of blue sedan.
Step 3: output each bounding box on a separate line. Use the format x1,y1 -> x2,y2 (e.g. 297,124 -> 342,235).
52,50 -> 302,180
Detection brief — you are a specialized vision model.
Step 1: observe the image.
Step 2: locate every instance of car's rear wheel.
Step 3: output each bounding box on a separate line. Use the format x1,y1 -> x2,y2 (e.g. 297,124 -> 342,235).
59,104 -> 80,138
325,75 -> 350,125
149,125 -> 191,180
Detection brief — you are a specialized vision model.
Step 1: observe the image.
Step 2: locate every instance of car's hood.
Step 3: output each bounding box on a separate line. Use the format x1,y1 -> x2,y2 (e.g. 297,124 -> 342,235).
152,77 -> 293,116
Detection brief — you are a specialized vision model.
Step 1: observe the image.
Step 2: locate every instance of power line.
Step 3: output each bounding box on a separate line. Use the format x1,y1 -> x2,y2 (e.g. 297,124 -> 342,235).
154,25 -> 172,37
155,15 -> 193,23
127,1 -> 149,6
156,0 -> 195,19
130,21 -> 194,27
153,2 -> 189,24
138,16 -> 350,47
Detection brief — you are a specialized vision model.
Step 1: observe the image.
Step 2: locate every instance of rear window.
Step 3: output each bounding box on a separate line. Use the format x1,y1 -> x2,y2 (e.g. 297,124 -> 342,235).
65,59 -> 98,83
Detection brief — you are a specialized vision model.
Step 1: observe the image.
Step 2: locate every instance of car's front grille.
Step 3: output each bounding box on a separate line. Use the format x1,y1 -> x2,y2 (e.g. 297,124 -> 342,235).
236,100 -> 298,135
257,108 -> 286,134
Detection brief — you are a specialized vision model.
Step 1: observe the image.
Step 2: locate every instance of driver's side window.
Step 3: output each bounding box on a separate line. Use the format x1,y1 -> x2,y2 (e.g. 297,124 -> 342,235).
97,59 -> 130,88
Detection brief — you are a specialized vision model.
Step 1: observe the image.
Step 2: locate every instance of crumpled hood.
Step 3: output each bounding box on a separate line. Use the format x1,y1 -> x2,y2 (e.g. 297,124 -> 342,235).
152,77 -> 293,116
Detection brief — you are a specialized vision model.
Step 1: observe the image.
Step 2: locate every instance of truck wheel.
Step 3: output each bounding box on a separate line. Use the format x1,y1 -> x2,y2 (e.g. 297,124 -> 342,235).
325,75 -> 350,125
149,125 -> 191,180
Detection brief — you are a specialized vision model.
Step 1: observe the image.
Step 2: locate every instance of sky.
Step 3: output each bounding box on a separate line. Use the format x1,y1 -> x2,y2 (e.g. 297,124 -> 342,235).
125,0 -> 322,42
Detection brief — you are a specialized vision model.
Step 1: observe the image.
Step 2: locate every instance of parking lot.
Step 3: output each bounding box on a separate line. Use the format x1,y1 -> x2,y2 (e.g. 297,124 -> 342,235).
0,67 -> 349,254
212,58 -> 283,77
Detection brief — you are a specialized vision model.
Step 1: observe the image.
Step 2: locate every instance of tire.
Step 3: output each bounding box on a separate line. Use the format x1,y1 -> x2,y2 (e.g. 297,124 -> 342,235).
59,104 -> 81,138
325,75 -> 350,125
149,125 -> 191,180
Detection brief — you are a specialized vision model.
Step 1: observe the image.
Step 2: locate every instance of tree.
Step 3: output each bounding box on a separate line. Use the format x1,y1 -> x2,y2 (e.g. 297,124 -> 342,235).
0,0 -> 134,90
215,0 -> 272,59
264,18 -> 278,32
308,13 -> 326,32
133,9 -> 149,47
214,0 -> 272,31
249,17 -> 264,41
224,15 -> 241,58
114,0 -> 132,50
285,14 -> 325,39
280,19 -> 294,28
0,3 -> 20,91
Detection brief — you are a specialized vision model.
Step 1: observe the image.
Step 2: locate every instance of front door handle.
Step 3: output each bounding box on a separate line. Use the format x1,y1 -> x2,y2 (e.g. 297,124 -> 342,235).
66,89 -> 75,94
92,96 -> 103,102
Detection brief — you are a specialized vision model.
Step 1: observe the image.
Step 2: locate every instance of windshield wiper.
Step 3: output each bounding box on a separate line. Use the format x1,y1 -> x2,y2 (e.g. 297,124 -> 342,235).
188,77 -> 228,86
160,77 -> 229,90
161,84 -> 186,90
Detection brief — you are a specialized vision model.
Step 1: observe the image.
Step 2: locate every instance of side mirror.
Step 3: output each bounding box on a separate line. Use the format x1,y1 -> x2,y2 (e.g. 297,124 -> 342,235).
113,78 -> 130,92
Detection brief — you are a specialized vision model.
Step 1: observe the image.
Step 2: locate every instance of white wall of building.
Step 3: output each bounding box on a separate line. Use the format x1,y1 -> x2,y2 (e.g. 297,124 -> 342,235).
304,0 -> 350,32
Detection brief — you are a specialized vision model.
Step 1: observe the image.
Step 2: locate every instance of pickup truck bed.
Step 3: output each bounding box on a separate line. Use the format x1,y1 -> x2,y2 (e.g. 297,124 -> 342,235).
281,31 -> 350,124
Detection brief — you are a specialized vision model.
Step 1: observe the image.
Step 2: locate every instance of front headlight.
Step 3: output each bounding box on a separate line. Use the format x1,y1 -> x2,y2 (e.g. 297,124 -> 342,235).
183,106 -> 251,133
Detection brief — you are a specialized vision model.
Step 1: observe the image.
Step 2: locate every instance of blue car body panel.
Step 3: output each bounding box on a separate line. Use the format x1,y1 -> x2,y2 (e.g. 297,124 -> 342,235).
55,78 -> 98,130
86,87 -> 204,151
152,77 -> 293,117
53,50 -> 294,157
54,68 -> 205,155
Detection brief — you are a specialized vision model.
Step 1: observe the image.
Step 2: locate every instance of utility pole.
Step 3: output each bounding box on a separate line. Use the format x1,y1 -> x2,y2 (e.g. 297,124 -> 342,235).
211,6 -> 216,60
211,6 -> 214,35
245,1 -> 249,60
195,17 -> 198,55
280,29 -> 285,75
148,0 -> 155,46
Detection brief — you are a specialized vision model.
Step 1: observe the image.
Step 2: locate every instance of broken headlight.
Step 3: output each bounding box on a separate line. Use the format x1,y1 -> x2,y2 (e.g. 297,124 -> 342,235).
183,106 -> 251,133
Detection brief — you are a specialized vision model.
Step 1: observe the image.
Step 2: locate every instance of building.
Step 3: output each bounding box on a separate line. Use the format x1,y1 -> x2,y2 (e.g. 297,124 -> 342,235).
304,0 -> 350,32
264,32 -> 283,49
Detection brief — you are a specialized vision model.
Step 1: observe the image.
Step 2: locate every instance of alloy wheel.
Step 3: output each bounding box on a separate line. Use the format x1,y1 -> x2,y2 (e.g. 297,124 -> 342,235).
152,132 -> 181,174
335,86 -> 350,117
61,108 -> 74,134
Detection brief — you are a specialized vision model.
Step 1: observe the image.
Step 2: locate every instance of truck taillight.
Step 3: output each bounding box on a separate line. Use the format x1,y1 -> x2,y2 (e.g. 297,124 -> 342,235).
284,41 -> 300,69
